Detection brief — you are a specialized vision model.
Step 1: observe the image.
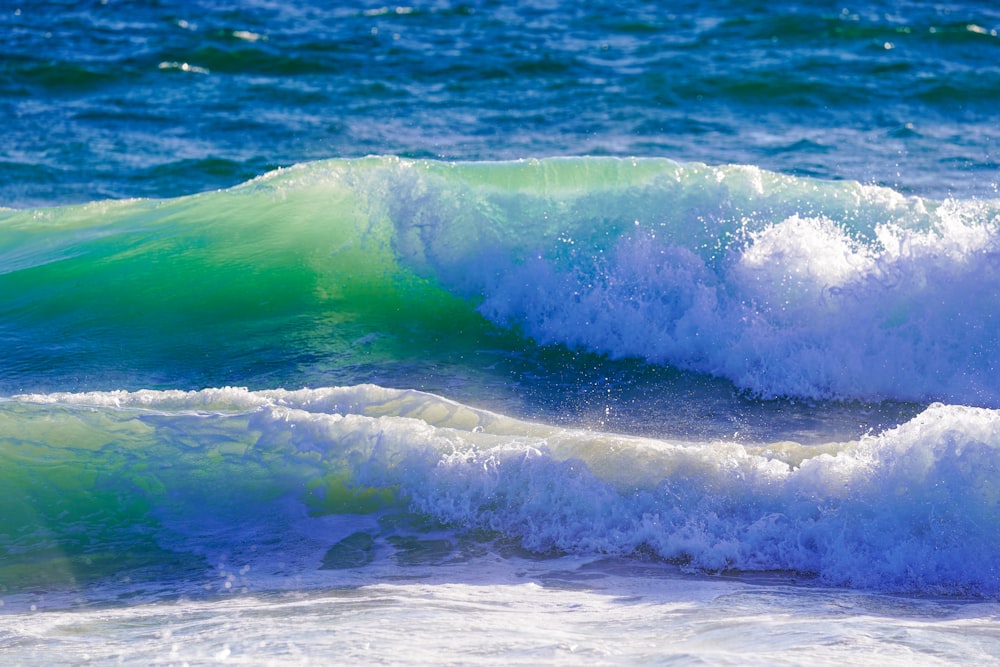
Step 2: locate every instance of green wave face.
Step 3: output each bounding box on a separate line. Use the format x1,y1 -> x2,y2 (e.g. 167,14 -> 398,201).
0,387 -> 416,594
0,157 -> 697,396
0,158 -> 506,393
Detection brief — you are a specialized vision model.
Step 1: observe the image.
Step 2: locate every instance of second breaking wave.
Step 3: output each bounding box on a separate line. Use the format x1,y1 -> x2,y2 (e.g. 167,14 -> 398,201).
5,386 -> 1000,596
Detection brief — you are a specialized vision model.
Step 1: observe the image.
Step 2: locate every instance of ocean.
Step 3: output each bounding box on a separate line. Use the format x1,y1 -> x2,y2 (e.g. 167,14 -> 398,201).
2,1 -> 1000,664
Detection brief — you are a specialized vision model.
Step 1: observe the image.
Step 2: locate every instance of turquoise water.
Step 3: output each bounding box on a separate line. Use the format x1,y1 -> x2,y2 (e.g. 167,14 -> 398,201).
2,2 -> 1000,664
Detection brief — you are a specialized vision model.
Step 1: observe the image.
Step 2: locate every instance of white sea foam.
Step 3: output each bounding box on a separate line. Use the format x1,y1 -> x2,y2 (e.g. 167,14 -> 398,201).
367,158 -> 1000,404
6,575 -> 997,666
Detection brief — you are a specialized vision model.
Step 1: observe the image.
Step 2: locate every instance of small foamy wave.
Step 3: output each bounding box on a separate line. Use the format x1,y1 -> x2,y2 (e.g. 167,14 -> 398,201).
9,386 -> 1000,595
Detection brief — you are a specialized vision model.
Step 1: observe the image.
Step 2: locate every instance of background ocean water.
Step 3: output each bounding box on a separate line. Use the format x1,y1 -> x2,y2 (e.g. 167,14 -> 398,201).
3,0 -> 999,207
3,1 -> 1000,665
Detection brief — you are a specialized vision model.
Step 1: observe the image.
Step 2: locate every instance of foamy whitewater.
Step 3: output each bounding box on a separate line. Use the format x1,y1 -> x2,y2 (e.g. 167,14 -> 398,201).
4,1 -> 1000,665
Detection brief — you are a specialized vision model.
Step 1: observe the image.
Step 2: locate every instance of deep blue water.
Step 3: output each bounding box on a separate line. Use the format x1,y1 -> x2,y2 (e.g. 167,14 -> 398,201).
3,0 -> 998,207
